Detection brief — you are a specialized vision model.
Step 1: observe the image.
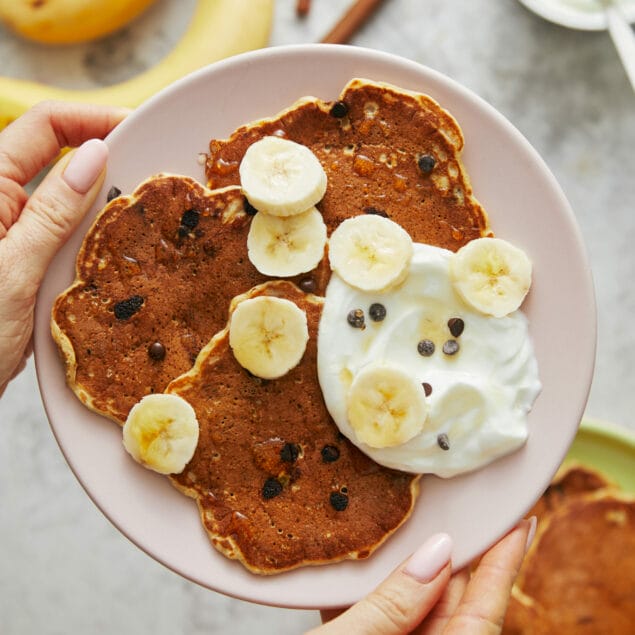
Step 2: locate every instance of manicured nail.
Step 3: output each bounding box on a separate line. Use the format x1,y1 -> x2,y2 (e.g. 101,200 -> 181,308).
525,516 -> 537,554
63,138 -> 108,194
404,533 -> 453,583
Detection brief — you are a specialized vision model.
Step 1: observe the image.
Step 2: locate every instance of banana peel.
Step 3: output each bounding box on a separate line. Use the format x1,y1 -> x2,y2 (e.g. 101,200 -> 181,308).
0,0 -> 274,131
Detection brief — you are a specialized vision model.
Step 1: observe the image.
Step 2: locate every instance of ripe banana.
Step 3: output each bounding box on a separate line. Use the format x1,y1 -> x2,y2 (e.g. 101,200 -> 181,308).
247,206 -> 327,277
123,393 -> 199,475
239,136 -> 328,217
328,215 -> 414,292
347,361 -> 428,449
229,295 -> 309,380
0,0 -> 273,131
450,237 -> 532,318
0,0 -> 158,45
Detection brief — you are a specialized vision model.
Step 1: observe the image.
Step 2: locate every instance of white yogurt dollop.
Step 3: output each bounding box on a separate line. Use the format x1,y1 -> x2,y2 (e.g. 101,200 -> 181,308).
317,243 -> 541,478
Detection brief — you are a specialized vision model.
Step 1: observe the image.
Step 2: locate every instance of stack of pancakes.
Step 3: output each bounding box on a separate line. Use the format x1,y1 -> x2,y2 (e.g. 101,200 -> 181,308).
51,79 -> 490,574
503,464 -> 635,634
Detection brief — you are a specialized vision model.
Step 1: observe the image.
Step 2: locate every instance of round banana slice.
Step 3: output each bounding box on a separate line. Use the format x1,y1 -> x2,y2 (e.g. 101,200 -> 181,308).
123,393 -> 199,475
239,136 -> 327,217
247,206 -> 327,277
328,215 -> 413,292
450,237 -> 532,318
229,295 -> 309,379
347,362 -> 428,449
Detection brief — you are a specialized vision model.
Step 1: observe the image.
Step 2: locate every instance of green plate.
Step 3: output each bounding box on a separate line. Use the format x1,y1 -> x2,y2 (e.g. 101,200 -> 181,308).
564,419 -> 635,493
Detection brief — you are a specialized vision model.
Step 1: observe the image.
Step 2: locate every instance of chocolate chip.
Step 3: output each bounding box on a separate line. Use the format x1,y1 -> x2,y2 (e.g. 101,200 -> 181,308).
363,206 -> 389,218
417,154 -> 436,174
321,444 -> 340,463
299,277 -> 316,293
437,433 -> 450,451
417,339 -> 435,356
262,477 -> 283,499
347,309 -> 365,329
113,295 -> 144,320
330,101 -> 349,118
107,186 -> 121,202
243,198 -> 259,216
329,491 -> 348,511
443,340 -> 460,355
422,382 -> 432,397
181,208 -> 200,230
447,317 -> 464,338
368,303 -> 386,322
148,342 -> 166,361
280,443 -> 300,463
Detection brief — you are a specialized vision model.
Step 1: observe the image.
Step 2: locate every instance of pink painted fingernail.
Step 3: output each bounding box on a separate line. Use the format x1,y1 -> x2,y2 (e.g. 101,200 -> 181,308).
525,516 -> 537,554
63,139 -> 108,194
404,533 -> 453,583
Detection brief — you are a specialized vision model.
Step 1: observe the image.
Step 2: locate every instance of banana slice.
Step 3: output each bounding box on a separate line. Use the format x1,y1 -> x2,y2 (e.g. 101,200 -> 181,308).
239,136 -> 327,217
347,362 -> 428,449
229,295 -> 309,379
123,393 -> 199,475
450,237 -> 532,318
247,206 -> 327,277
328,215 -> 413,292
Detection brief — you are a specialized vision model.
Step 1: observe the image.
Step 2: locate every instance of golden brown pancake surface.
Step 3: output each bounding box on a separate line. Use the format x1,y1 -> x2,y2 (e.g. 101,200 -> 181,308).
168,281 -> 419,574
503,465 -> 634,634
51,175 -> 269,423
206,78 -> 490,251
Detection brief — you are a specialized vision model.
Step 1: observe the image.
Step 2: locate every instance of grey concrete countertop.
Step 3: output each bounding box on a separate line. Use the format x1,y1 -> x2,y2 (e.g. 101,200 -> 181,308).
1,1 -> 633,633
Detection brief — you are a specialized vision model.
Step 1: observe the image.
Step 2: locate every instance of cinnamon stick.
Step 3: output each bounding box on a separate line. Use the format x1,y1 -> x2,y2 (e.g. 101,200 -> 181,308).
321,0 -> 387,44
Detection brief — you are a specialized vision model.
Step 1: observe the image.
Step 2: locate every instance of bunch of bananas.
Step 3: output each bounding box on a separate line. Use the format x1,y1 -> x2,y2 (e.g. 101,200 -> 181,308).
0,0 -> 274,130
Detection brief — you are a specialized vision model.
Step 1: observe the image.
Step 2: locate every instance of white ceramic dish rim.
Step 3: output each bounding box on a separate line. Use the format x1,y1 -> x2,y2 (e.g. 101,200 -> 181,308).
33,43 -> 597,609
518,0 -> 635,30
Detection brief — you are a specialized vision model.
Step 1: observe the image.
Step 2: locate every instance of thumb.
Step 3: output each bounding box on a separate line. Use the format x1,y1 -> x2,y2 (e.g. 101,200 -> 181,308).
316,534 -> 453,635
5,138 -> 108,295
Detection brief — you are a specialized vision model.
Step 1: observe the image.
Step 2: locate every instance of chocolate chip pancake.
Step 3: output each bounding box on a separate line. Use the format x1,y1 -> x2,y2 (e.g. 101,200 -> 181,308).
504,465 -> 635,634
51,175 -> 271,423
167,280 -> 419,574
206,78 -> 491,250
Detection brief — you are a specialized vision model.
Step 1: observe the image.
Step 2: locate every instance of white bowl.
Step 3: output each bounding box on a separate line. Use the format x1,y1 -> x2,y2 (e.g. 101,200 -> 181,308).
518,0 -> 635,30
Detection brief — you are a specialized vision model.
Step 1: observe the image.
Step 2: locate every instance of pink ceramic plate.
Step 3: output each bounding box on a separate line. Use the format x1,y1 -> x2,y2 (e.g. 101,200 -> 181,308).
34,44 -> 596,609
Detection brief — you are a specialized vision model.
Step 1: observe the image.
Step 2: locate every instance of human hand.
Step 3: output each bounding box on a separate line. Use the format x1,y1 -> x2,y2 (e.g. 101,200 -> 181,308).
311,517 -> 536,635
0,101 -> 127,396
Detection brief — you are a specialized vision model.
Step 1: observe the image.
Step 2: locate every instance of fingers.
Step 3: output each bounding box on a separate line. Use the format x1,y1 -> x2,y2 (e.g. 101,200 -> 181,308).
1,138 -> 109,297
442,517 -> 536,635
0,100 -> 127,185
415,568 -> 469,635
313,534 -> 453,635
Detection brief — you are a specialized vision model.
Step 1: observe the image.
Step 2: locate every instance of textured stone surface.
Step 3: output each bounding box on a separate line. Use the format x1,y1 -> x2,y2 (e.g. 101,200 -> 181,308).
1,0 -> 634,632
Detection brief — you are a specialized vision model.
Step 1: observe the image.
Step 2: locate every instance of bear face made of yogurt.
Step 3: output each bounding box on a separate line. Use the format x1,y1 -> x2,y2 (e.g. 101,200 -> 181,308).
317,217 -> 541,479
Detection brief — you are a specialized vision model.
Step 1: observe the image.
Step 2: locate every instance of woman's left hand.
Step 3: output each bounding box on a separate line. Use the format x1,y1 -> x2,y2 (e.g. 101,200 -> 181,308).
0,101 -> 128,396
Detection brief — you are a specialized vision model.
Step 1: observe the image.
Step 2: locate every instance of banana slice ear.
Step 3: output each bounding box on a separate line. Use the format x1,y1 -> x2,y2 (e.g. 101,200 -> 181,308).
328,215 -> 414,292
449,237 -> 532,318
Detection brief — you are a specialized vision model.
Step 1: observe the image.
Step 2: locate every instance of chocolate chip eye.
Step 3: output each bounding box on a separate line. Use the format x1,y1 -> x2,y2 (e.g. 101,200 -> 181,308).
368,303 -> 387,322
180,208 -> 200,230
422,382 -> 432,397
329,101 -> 349,118
262,477 -> 283,500
447,317 -> 465,338
329,491 -> 348,511
113,295 -> 144,320
347,309 -> 365,329
299,277 -> 316,293
417,154 -> 436,174
417,339 -> 435,356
